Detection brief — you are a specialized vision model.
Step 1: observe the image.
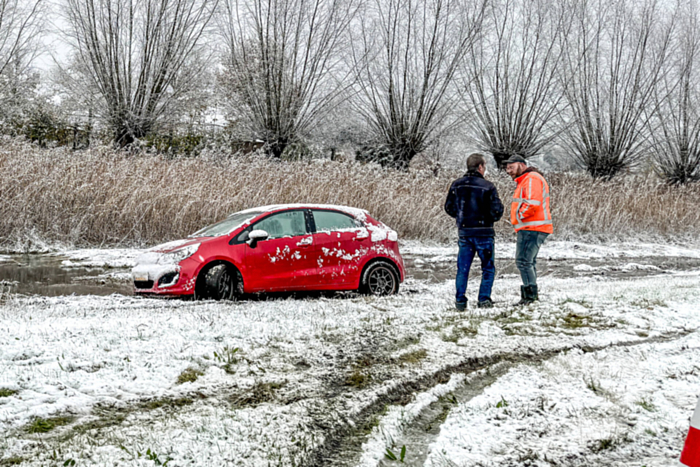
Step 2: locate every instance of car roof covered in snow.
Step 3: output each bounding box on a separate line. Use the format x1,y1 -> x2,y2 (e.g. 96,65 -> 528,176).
232,204 -> 369,219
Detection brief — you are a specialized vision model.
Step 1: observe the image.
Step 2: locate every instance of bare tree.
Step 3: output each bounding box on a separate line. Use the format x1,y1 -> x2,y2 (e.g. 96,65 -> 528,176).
63,0 -> 218,146
351,0 -> 486,170
651,0 -> 700,184
219,0 -> 359,158
462,0 -> 571,168
0,0 -> 45,120
560,0 -> 675,179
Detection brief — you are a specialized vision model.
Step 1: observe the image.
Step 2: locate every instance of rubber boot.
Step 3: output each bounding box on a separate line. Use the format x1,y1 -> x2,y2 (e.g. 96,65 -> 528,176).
529,284 -> 539,302
516,285 -> 535,306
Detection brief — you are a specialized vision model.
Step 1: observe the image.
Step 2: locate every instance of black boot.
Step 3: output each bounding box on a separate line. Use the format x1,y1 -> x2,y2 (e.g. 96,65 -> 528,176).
529,285 -> 539,301
516,285 -> 535,306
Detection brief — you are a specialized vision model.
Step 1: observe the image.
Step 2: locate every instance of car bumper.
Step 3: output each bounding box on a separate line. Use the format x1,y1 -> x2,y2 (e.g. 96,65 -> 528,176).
132,263 -> 197,296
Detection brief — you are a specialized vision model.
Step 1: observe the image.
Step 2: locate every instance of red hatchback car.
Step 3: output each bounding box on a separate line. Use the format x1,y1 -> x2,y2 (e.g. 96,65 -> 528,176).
132,204 -> 405,299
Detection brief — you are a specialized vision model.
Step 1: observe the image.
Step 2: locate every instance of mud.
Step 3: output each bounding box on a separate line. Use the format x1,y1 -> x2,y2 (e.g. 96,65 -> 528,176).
1,252 -> 699,298
403,254 -> 700,284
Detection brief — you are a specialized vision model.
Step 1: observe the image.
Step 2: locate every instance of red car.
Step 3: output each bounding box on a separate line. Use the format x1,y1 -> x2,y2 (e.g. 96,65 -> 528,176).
132,204 -> 405,299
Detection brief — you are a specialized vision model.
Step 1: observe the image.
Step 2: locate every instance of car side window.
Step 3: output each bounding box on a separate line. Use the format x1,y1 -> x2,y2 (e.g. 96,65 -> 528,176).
312,210 -> 360,232
253,210 -> 307,239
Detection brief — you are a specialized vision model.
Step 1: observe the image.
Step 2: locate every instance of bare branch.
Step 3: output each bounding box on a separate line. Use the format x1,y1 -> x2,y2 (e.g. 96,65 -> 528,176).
351,0 -> 486,170
219,0 -> 359,158
63,0 -> 218,146
461,0 -> 571,168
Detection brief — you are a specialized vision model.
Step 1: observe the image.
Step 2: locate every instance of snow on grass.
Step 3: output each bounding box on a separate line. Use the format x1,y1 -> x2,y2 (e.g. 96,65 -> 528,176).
0,245 -> 699,465
355,270 -> 700,467
424,332 -> 700,467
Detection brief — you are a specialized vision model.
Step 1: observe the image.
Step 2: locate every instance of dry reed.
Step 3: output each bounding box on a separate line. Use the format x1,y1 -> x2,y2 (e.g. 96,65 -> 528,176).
1,138 -> 699,251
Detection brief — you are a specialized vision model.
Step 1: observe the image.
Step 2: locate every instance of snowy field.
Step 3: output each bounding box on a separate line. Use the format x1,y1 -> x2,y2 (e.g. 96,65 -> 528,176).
0,241 -> 699,466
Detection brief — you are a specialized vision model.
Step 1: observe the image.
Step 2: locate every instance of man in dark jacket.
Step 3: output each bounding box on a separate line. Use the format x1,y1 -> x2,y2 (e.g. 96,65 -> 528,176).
444,153 -> 504,310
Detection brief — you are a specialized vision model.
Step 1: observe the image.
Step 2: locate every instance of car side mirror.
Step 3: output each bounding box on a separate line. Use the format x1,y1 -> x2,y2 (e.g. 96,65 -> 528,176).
247,229 -> 269,248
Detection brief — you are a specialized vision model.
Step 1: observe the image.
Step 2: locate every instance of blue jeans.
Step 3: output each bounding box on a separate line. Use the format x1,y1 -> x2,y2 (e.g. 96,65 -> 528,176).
456,236 -> 495,304
515,230 -> 549,286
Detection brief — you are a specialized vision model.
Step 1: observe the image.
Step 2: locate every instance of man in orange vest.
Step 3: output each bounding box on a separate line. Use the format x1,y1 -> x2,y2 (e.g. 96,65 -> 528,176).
504,155 -> 553,305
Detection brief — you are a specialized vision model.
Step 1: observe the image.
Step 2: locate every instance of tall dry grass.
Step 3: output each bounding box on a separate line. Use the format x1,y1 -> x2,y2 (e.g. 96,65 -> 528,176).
1,138 -> 699,250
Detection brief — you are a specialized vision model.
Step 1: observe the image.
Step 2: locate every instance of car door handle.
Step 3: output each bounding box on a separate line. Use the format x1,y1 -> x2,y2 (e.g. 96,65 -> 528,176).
354,229 -> 369,241
297,236 -> 313,247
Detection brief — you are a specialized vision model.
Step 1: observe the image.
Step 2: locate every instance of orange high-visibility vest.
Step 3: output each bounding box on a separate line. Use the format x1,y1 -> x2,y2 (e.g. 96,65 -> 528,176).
510,170 -> 553,233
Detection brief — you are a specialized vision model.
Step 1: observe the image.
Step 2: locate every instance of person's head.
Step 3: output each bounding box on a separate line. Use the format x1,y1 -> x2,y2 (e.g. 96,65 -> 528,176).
466,153 -> 486,175
504,155 -> 528,179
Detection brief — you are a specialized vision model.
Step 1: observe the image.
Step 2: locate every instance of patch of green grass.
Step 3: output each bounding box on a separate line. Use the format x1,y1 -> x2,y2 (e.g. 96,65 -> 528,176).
0,388 -> 18,398
392,335 -> 420,350
213,346 -> 239,374
425,394 -> 458,432
591,437 -> 615,452
635,397 -> 657,412
0,457 -> 24,466
631,298 -> 668,309
141,396 -> 195,411
231,381 -> 286,408
396,349 -> 428,365
644,428 -> 657,437
585,377 -> 602,394
561,312 -> 589,329
25,416 -> 73,434
496,396 -> 509,408
359,405 -> 389,436
345,370 -> 371,389
440,322 -> 479,343
176,367 -> 203,385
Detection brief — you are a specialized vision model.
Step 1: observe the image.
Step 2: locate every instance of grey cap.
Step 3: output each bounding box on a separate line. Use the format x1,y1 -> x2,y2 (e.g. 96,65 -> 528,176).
504,155 -> 527,165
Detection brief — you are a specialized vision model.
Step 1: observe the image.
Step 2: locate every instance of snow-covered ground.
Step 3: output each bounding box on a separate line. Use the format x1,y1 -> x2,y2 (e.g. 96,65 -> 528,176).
0,241 -> 698,466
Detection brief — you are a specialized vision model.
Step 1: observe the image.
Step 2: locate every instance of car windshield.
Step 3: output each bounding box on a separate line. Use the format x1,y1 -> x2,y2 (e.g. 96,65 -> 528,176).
189,211 -> 263,238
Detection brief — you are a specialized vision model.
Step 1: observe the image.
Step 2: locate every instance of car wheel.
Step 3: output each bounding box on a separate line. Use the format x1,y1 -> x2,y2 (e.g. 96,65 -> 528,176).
204,264 -> 237,300
360,261 -> 399,296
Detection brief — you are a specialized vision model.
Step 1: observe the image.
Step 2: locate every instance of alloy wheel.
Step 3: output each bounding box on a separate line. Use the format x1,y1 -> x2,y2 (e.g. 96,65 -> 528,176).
367,265 -> 397,295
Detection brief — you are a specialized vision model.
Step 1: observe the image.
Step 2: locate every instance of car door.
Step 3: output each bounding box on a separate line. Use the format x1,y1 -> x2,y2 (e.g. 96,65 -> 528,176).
310,209 -> 369,288
242,209 -> 316,292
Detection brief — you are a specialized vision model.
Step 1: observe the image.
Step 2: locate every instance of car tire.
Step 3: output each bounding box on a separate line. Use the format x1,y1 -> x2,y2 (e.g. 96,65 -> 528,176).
204,264 -> 237,301
360,261 -> 400,296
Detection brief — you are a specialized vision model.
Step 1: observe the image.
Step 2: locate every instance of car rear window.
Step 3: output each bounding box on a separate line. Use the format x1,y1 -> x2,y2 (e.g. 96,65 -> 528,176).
312,210 -> 359,232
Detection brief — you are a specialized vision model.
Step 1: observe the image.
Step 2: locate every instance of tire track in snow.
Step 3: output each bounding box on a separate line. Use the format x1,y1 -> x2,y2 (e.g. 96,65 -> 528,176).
308,330 -> 696,467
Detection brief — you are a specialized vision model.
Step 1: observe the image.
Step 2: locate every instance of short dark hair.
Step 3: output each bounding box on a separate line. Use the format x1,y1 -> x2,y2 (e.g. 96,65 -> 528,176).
466,153 -> 486,171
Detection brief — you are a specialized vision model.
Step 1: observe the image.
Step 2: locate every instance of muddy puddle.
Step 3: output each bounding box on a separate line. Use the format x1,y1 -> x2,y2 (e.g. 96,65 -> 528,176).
0,254 -> 133,297
0,252 -> 699,298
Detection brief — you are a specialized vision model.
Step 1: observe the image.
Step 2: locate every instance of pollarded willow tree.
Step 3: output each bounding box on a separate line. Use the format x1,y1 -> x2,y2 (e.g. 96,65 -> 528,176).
351,0 -> 487,170
650,0 -> 700,184
0,0 -> 45,113
560,0 -> 675,179
63,0 -> 219,146
219,0 -> 359,158
462,0 -> 572,168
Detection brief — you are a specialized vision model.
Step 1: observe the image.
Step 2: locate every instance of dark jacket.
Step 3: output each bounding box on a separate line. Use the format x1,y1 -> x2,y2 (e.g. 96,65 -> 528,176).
444,170 -> 504,237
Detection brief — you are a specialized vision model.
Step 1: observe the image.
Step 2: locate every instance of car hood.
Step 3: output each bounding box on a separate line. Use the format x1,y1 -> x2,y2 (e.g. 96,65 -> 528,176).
147,238 -> 207,254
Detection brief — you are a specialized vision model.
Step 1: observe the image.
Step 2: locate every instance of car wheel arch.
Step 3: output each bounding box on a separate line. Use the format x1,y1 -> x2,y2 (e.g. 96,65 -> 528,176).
194,259 -> 244,299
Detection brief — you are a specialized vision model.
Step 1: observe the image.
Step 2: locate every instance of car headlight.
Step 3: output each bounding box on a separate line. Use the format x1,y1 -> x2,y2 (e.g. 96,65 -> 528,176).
157,243 -> 200,265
